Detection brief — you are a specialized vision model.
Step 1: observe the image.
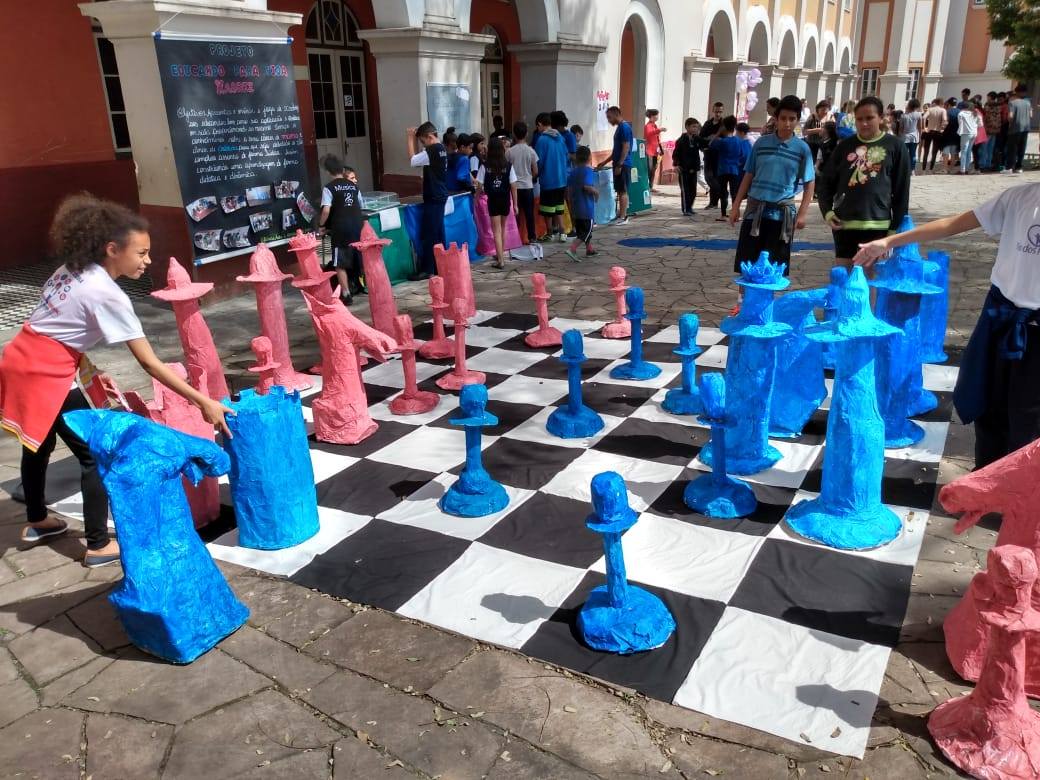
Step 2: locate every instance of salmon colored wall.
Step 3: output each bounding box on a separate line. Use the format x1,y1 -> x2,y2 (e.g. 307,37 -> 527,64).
781,0 -> 797,16
841,6 -> 853,38
959,4 -> 991,74
619,22 -> 636,122
470,0 -> 522,126
807,0 -> 821,22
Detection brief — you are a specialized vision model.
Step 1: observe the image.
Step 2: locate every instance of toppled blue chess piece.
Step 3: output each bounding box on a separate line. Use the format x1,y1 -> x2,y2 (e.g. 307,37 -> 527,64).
871,219 -> 942,448
224,387 -> 320,550
683,373 -> 757,518
820,266 -> 848,371
662,313 -> 703,415
784,267 -> 904,549
63,410 -> 248,664
920,250 -> 950,363
547,330 -> 605,438
609,287 -> 661,381
578,471 -> 676,653
440,384 -> 509,517
770,288 -> 828,438
700,252 -> 791,474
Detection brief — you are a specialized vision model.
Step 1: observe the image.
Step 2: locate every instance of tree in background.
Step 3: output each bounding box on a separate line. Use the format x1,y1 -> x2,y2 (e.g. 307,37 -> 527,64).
987,0 -> 1040,82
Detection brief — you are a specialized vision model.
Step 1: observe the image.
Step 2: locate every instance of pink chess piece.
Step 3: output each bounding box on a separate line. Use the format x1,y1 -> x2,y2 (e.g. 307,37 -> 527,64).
352,222 -> 399,338
601,266 -> 632,339
940,439 -> 1040,697
124,362 -> 221,528
389,315 -> 440,416
247,336 -> 281,395
418,275 -> 454,360
436,298 -> 485,391
928,545 -> 1040,779
298,286 -> 396,444
524,273 -> 563,348
434,242 -> 476,318
238,244 -> 311,392
151,258 -> 230,402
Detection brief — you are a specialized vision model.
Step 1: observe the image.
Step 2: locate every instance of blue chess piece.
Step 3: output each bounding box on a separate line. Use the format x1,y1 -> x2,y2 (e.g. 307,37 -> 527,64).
683,373 -> 757,518
820,266 -> 848,371
440,384 -> 509,517
547,330 -> 605,438
784,267 -> 904,549
770,288 -> 828,438
870,217 -> 942,448
662,313 -> 703,415
920,250 -> 950,364
609,287 -> 661,380
63,410 -> 248,664
699,252 -> 791,475
224,387 -> 320,550
578,472 -> 676,653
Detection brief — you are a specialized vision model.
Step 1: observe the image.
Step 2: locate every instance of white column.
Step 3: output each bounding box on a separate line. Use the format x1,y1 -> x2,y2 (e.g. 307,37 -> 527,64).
804,70 -> 824,105
683,58 -> 715,121
509,41 -> 605,134
709,61 -> 742,115
754,65 -> 786,124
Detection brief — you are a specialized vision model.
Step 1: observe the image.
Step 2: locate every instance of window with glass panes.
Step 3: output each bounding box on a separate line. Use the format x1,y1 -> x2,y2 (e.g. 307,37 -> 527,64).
309,53 -> 337,140
860,68 -> 879,98
92,22 -> 131,154
339,55 -> 365,138
907,68 -> 922,101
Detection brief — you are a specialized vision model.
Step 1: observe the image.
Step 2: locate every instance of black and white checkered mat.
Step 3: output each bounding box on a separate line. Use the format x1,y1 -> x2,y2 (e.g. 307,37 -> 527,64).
47,310 -> 959,758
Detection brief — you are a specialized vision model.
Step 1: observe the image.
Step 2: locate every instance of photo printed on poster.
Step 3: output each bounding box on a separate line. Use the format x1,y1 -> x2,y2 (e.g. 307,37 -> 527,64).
155,38 -> 314,263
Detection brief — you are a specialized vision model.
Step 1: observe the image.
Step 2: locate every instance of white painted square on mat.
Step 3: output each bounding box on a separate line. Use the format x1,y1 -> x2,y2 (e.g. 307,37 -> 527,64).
367,425 -> 496,472
648,324 -> 726,346
487,374 -> 569,405
502,407 -> 625,449
467,346 -> 550,374
541,449 -> 682,511
589,359 -> 682,390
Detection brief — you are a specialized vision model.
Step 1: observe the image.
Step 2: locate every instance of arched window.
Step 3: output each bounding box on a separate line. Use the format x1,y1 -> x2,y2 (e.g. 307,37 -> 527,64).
306,0 -> 361,49
482,24 -> 503,62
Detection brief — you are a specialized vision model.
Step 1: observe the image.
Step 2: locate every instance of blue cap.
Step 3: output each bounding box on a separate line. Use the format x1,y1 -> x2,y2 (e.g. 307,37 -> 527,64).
586,471 -> 638,534
672,313 -> 702,358
624,287 -> 646,320
559,329 -> 587,365
450,383 -> 499,427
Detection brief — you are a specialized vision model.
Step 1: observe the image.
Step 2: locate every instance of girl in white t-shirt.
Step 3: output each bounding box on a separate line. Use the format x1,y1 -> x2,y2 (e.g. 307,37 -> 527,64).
0,195 -> 232,568
853,183 -> 1040,468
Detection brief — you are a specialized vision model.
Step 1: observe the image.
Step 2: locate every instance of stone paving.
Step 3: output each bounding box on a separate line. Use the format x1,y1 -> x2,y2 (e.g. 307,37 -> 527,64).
0,171 -> 1035,778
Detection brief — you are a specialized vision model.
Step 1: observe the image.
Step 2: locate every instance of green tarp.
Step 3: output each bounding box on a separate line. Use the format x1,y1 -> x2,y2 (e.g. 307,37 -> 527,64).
627,138 -> 652,214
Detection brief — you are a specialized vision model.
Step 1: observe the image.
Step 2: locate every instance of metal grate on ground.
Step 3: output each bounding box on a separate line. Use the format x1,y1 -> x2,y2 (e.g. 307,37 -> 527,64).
0,262 -> 154,331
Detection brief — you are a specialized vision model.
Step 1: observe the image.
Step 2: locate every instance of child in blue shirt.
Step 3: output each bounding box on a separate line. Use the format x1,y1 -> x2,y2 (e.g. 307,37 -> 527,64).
565,146 -> 598,262
708,115 -> 748,220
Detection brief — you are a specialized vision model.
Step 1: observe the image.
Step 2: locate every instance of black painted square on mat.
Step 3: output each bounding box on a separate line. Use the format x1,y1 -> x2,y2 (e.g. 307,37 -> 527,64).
495,331 -> 560,354
521,571 -> 727,703
519,356 -> 613,382
593,417 -> 708,467
477,492 -> 604,568
410,344 -> 485,366
729,538 -> 912,647
362,384 -> 400,405
467,437 -> 584,490
316,459 -> 438,517
914,391 -> 955,424
416,371 -> 510,395
638,341 -> 685,364
556,382 -> 658,418
649,471 -> 795,537
290,520 -> 470,611
881,458 -> 940,511
429,399 -> 544,436
197,503 -> 239,544
480,312 -> 539,331
309,419 -> 415,458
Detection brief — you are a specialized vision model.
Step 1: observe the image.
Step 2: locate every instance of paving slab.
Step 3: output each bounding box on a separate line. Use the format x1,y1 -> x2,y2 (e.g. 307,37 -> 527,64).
221,625 -> 337,694
262,590 -> 356,648
0,707 -> 85,779
0,645 -> 18,683
665,732 -> 792,778
0,676 -> 38,729
2,535 -> 85,578
236,574 -> 309,628
231,748 -> 333,778
0,580 -> 108,639
65,590 -> 129,651
484,739 -> 598,780
8,613 -> 102,685
40,651 -> 119,706
305,669 -> 505,780
0,561 -> 89,608
162,689 -> 341,780
305,609 -> 474,693
85,712 -> 173,779
332,738 -> 416,779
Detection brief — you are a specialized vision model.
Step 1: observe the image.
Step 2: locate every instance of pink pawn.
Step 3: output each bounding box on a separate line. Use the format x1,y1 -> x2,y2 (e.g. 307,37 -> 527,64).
352,222 -> 399,338
151,258 -> 230,402
299,286 -> 396,445
238,244 -> 311,392
124,362 -> 221,528
390,315 -> 440,416
247,336 -> 281,395
436,298 -> 485,391
418,275 -> 454,360
601,266 -> 632,339
435,242 -> 477,318
928,545 -> 1040,780
524,273 -> 563,348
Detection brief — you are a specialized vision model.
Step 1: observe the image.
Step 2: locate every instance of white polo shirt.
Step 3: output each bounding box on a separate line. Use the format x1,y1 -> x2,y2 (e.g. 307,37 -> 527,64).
973,183 -> 1040,309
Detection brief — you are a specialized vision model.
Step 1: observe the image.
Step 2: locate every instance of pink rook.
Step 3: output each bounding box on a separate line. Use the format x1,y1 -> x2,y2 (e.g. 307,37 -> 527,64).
150,258 -> 229,401
436,298 -> 485,391
352,222 -> 400,338
435,242 -> 476,318
238,244 -> 311,392
525,272 -> 563,348
418,275 -> 454,360
247,336 -> 281,395
390,315 -> 440,415
601,266 -> 632,339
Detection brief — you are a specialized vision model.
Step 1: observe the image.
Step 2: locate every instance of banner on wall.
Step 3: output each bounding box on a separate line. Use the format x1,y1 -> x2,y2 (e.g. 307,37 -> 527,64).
596,89 -> 611,132
154,36 -> 313,264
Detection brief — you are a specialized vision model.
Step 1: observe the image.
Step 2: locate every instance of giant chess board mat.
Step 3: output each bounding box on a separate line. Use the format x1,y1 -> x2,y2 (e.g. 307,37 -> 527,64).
45,310 -> 960,758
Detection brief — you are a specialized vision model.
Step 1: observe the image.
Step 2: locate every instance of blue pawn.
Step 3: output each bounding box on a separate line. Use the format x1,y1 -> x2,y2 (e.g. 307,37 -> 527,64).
785,267 -> 904,549
662,313 -> 703,415
920,250 -> 950,363
578,472 -> 676,654
770,288 -> 829,438
609,287 -> 662,380
871,218 -> 942,448
547,330 -> 605,438
64,410 -> 248,663
440,384 -> 509,517
820,266 -> 848,371
683,373 -> 757,518
699,252 -> 791,475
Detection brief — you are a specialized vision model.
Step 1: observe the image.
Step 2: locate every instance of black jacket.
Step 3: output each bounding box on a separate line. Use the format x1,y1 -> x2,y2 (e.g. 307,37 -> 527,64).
672,133 -> 701,172
816,133 -> 910,231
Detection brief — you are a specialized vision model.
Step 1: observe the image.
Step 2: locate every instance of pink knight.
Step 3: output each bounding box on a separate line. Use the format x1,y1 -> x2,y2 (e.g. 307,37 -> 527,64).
352,222 -> 400,338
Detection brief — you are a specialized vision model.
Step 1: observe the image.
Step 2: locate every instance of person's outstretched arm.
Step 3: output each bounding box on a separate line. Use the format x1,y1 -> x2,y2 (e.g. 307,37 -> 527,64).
853,210 -> 981,269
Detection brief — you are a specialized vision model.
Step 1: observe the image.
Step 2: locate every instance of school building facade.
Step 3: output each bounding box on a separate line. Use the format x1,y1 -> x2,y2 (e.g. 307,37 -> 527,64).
0,0 -> 1014,285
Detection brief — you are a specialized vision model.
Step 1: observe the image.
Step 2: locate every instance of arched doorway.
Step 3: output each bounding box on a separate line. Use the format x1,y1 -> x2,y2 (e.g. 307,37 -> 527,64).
480,26 -> 505,136
779,28 -> 799,98
619,16 -> 648,126
305,1 -> 373,187
705,11 -> 736,114
802,36 -> 820,106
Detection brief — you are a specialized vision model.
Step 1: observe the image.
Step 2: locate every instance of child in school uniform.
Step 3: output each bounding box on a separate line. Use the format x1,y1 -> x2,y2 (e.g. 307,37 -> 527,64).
672,117 -> 702,215
0,195 -> 232,567
708,115 -> 748,220
505,121 -> 539,244
449,134 -> 475,194
853,182 -> 1040,468
408,121 -> 449,280
565,145 -> 599,262
318,156 -> 367,305
475,137 -> 519,268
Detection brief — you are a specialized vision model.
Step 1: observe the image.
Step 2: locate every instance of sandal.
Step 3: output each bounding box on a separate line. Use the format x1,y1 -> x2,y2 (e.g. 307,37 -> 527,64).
84,551 -> 121,569
21,519 -> 69,544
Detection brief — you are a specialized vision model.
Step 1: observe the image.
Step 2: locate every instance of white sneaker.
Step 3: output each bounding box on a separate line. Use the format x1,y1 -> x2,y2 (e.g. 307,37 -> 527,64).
555,232 -> 567,243
613,217 -> 629,226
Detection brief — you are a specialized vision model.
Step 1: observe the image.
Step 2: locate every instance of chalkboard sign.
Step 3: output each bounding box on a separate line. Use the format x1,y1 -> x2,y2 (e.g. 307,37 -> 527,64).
154,37 -> 314,264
